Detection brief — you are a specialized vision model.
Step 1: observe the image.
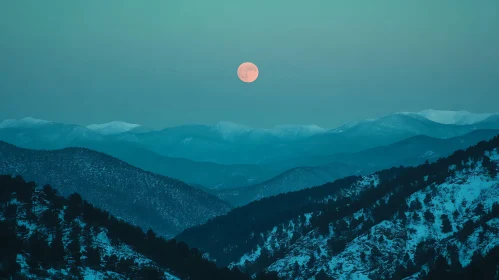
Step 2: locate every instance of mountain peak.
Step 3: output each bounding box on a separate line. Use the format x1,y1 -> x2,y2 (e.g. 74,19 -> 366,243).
213,121 -> 252,140
267,124 -> 327,138
86,121 -> 142,135
398,109 -> 496,125
0,117 -> 52,128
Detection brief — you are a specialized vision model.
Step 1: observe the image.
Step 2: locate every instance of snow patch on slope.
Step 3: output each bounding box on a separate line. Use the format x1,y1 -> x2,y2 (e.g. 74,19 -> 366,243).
414,109 -> 496,125
86,121 -> 142,135
0,117 -> 52,128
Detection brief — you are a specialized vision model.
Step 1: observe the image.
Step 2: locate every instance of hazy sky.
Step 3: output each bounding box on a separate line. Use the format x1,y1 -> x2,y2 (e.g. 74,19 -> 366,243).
1,0 -> 498,129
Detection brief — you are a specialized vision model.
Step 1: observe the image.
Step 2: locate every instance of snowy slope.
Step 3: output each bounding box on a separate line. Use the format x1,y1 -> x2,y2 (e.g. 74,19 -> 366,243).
415,109 -> 497,125
266,152 -> 499,279
0,117 -> 53,128
86,121 -> 144,135
178,135 -> 499,279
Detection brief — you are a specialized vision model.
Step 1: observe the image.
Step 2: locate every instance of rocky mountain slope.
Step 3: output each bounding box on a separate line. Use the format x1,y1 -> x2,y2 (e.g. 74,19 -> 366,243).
215,129 -> 499,206
0,141 -> 230,237
177,134 -> 499,279
0,175 -> 269,280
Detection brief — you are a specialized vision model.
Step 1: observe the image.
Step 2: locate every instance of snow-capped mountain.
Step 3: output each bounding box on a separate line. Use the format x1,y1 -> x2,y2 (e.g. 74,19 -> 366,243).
330,110 -> 499,135
255,124 -> 327,139
0,175 -> 253,280
0,141 -> 231,237
86,121 -> 149,135
0,117 -> 53,128
413,109 -> 498,125
177,135 -> 499,279
2,110 -> 499,166
210,121 -> 327,141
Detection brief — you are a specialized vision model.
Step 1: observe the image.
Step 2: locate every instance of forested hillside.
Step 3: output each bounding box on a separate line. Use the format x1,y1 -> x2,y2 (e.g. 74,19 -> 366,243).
178,135 -> 499,279
0,175 -> 282,279
0,141 -> 230,237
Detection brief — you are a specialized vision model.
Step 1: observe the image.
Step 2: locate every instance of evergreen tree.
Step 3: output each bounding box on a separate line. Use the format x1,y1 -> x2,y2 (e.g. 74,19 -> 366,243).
475,203 -> 485,216
440,214 -> 452,233
67,225 -> 82,267
307,254 -> 316,269
40,209 -> 60,231
424,210 -> 435,224
412,212 -> 421,222
315,269 -> 333,280
26,230 -> 51,268
0,221 -> 21,278
137,266 -> 163,280
426,255 -> 450,280
50,228 -> 66,268
84,246 -> 102,269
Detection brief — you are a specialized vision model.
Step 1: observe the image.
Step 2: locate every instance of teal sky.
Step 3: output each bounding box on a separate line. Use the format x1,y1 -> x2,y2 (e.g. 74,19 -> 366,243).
1,0 -> 498,129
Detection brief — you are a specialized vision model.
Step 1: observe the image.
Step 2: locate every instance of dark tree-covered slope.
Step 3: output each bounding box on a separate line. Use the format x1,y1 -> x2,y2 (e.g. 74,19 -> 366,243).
0,175 -> 284,280
0,141 -> 231,237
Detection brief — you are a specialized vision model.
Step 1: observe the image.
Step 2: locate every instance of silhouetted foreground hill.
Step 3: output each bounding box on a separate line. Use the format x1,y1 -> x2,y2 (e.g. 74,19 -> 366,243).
0,141 -> 230,237
0,175 -> 282,280
178,134 -> 499,279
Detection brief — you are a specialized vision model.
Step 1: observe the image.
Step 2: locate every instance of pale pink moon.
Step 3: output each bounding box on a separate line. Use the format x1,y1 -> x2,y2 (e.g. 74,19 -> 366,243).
237,62 -> 259,83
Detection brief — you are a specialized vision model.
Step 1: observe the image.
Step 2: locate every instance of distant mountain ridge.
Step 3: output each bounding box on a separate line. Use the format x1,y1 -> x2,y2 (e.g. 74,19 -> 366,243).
2,109 -> 499,174
86,121 -> 153,135
410,109 -> 496,125
0,141 -> 230,237
216,129 -> 499,206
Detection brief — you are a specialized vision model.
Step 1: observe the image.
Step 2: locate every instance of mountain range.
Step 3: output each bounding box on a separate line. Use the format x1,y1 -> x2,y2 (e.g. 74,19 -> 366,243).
0,141 -> 230,237
215,129 -> 499,206
2,110 -> 499,190
2,110 -> 499,279
177,135 -> 499,279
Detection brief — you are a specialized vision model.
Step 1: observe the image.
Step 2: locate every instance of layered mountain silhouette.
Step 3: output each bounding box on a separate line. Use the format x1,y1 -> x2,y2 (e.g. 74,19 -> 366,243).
0,141 -> 230,237
2,110 -> 499,191
177,134 -> 499,279
216,129 -> 499,206
2,110 -> 499,167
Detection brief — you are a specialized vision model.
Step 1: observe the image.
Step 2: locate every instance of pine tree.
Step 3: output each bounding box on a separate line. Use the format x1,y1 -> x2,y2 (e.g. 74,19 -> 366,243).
68,224 -> 82,266
412,212 -> 421,222
307,254 -> 316,269
40,209 -> 60,231
51,228 -> 66,268
426,255 -> 450,280
440,214 -> 452,233
424,210 -> 435,224
84,246 -> 102,269
475,203 -> 485,216
315,269 -> 333,280
0,221 -> 21,278
26,230 -> 51,268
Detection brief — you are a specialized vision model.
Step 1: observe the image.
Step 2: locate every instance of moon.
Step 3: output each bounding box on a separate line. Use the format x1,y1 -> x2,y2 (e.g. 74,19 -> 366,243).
237,62 -> 259,83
